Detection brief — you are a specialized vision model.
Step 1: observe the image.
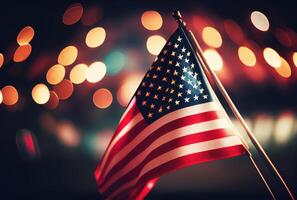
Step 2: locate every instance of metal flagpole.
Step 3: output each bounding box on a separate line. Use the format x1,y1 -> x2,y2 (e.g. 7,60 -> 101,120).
172,11 -> 295,200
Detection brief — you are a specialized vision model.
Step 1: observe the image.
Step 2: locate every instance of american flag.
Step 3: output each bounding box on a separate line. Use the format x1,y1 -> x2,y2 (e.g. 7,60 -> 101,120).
95,27 -> 247,199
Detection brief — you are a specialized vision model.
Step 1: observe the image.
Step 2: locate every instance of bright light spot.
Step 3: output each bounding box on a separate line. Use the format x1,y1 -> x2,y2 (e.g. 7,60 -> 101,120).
147,181 -> 155,189
93,88 -> 113,109
45,91 -> 59,110
275,57 -> 291,78
53,79 -> 74,100
1,85 -> 19,105
146,35 -> 166,55
202,26 -> 222,48
0,53 -> 3,68
141,11 -> 163,31
58,45 -> 78,66
203,49 -> 223,71
238,46 -> 256,67
250,11 -> 269,31
0,90 -> 2,104
274,112 -> 294,145
46,64 -> 65,85
253,114 -> 273,145
62,3 -> 84,25
13,44 -> 32,62
70,63 -> 88,84
117,74 -> 142,107
85,27 -> 106,48
56,121 -> 80,147
104,50 -> 125,75
86,61 -> 106,83
17,26 -> 35,45
293,52 -> 297,67
32,83 -> 50,104
16,129 -> 40,159
263,47 -> 281,68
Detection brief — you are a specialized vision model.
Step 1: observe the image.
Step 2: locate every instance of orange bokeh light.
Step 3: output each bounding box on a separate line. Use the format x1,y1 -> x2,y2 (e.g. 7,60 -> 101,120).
45,91 -> 59,109
58,45 -> 78,66
223,20 -> 245,45
202,26 -> 222,48
1,85 -> 19,106
13,44 -> 32,62
238,46 -> 256,67
56,121 -> 80,147
46,64 -> 65,85
263,47 -> 281,68
293,52 -> 297,67
53,79 -> 74,100
93,88 -> 113,109
81,6 -> 101,26
62,3 -> 84,25
70,63 -> 88,84
146,35 -> 166,55
141,11 -> 163,31
32,83 -> 50,104
0,90 -> 3,104
85,27 -> 106,48
17,26 -> 35,45
0,53 -> 4,68
275,57 -> 291,78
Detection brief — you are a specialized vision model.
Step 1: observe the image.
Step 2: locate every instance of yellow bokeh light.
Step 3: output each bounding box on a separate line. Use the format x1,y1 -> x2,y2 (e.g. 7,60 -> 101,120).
93,88 -> 113,109
1,85 -> 19,106
86,61 -> 106,83
13,44 -> 32,62
17,26 -> 35,45
58,45 -> 78,66
238,46 -> 256,67
32,83 -> 50,104
0,90 -> 2,104
203,49 -> 223,71
202,26 -> 222,48
263,47 -> 281,68
146,35 -> 166,55
141,11 -> 163,31
70,63 -> 88,84
46,64 -> 65,85
0,53 -> 4,68
250,11 -> 269,31
275,57 -> 291,78
293,52 -> 297,67
85,27 -> 106,48
274,112 -> 294,145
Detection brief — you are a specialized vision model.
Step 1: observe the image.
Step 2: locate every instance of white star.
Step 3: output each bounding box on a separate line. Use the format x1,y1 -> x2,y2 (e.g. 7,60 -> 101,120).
198,81 -> 202,85
186,89 -> 191,94
160,58 -> 165,62
168,42 -> 172,46
194,95 -> 199,100
148,112 -> 153,118
175,100 -> 180,105
185,58 -> 189,63
179,84 -> 184,89
181,75 -> 186,80
171,51 -> 176,56
181,47 -> 186,52
187,52 -> 191,56
188,71 -> 193,76
193,73 -> 198,79
184,97 -> 190,102
200,88 -> 204,93
182,67 -> 187,72
177,92 -> 182,97
163,49 -> 168,54
203,95 -> 208,99
169,60 -> 173,64
177,36 -> 182,42
178,54 -> 183,60
175,62 -> 180,67
193,84 -> 198,89
187,80 -> 192,85
174,43 -> 179,48
173,70 -> 178,76
190,63 -> 195,68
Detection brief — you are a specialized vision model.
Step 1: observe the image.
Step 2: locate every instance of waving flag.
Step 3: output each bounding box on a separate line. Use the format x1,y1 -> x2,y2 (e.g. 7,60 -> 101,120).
95,26 -> 247,199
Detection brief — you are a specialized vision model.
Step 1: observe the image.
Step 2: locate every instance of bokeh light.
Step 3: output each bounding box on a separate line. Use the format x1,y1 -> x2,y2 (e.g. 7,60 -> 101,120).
202,26 -> 222,48
16,129 -> 40,160
13,44 -> 32,62
104,50 -> 125,75
238,46 -> 256,67
53,79 -> 74,100
93,88 -> 113,109
45,91 -> 59,109
32,83 -> 50,104
85,27 -> 106,48
274,112 -> 294,145
223,20 -> 245,45
1,85 -> 19,106
0,90 -> 3,104
263,47 -> 281,68
275,57 -> 291,78
17,26 -> 35,45
250,11 -> 270,31
81,6 -> 101,26
141,10 -> 163,31
0,53 -> 3,68
253,114 -> 273,145
62,3 -> 84,25
58,45 -> 78,66
117,74 -> 143,107
46,64 -> 65,85
203,49 -> 223,71
86,61 -> 106,83
70,63 -> 88,84
56,121 -> 80,147
293,52 -> 297,67
146,35 -> 166,55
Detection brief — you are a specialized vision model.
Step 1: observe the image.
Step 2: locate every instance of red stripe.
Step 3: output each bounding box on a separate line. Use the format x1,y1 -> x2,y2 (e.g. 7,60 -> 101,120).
100,110 -> 220,185
101,128 -> 234,197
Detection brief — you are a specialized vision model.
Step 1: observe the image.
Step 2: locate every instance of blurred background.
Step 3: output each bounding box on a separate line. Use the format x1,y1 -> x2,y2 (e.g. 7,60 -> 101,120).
0,0 -> 296,199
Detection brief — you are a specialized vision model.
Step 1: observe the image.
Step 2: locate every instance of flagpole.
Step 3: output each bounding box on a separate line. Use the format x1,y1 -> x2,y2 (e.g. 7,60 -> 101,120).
172,11 -> 294,200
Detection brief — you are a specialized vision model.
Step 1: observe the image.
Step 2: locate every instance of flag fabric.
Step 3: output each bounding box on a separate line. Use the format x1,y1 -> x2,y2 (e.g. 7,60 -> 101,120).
95,26 -> 247,199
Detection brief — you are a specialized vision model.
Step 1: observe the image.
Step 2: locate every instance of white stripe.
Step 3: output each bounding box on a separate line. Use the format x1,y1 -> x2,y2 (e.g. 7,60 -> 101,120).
119,97 -> 136,123
100,118 -> 230,192
99,102 -> 221,182
108,135 -> 242,198
97,112 -> 143,181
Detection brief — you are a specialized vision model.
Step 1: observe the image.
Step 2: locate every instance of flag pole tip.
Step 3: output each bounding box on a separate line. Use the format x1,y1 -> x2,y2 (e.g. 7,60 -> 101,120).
172,10 -> 186,26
